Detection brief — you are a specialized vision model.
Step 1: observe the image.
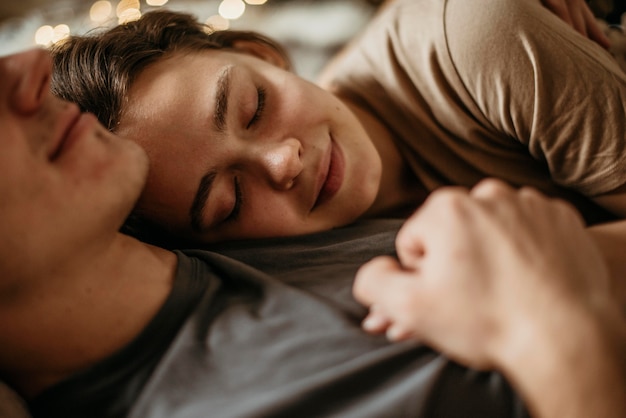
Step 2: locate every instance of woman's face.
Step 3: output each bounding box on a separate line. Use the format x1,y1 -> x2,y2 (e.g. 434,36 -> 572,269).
117,48 -> 382,243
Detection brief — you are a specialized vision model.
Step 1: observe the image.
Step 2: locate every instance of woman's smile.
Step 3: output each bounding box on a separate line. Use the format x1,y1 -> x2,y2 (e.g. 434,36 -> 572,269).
312,137 -> 344,210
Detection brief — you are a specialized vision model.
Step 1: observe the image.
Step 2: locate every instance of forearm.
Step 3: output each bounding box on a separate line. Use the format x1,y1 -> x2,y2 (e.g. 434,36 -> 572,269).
588,220 -> 626,309
499,301 -> 626,418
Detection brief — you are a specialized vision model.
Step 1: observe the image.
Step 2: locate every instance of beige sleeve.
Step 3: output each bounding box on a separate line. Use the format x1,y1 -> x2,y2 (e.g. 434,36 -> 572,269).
443,0 -> 626,196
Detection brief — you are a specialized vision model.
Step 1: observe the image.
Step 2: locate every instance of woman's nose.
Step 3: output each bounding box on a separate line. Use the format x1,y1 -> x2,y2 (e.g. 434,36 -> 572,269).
256,138 -> 303,190
4,49 -> 52,115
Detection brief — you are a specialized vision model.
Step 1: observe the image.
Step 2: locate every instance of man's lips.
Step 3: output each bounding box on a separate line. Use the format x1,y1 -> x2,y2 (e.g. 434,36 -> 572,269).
312,138 -> 345,210
49,105 -> 90,161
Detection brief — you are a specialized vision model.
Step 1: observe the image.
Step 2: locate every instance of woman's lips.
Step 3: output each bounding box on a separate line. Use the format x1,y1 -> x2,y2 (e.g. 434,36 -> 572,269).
313,139 -> 345,209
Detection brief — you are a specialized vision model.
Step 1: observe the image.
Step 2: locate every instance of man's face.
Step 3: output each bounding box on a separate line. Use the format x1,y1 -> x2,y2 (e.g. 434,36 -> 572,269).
0,49 -> 148,278
117,49 -> 383,243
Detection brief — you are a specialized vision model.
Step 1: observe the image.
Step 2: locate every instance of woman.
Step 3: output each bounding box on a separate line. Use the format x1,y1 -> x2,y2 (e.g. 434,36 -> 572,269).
50,0 -> 626,248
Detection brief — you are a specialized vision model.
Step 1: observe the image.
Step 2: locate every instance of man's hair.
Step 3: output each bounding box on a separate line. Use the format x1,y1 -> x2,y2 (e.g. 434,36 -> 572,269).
50,10 -> 291,248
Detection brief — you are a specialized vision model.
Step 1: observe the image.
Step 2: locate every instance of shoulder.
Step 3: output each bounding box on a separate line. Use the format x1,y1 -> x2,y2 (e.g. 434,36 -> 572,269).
442,0 -> 560,63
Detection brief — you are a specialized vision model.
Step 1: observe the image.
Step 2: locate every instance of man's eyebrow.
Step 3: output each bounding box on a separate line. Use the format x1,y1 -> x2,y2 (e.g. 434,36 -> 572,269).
190,169 -> 217,232
214,65 -> 233,133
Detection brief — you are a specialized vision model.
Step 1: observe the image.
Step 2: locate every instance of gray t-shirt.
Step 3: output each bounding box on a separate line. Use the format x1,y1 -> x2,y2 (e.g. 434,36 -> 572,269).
30,220 -> 528,418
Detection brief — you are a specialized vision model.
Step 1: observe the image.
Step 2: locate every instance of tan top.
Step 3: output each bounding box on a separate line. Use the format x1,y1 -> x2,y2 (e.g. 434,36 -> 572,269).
326,0 -> 626,220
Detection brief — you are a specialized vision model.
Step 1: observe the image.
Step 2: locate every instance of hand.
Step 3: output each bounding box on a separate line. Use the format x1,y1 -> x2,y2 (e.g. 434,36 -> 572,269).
541,0 -> 611,49
353,179 -> 611,370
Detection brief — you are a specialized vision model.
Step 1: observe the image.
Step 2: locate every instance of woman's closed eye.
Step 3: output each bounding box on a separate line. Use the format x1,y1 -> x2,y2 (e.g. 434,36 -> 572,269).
247,86 -> 266,129
223,176 -> 243,224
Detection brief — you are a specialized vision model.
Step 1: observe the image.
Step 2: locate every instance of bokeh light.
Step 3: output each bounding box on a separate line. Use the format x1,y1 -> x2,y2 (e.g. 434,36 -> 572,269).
218,0 -> 246,20
52,24 -> 70,43
90,1 -> 112,22
205,14 -> 230,31
118,8 -> 141,24
116,0 -> 140,17
34,25 -> 54,45
31,0 -> 275,50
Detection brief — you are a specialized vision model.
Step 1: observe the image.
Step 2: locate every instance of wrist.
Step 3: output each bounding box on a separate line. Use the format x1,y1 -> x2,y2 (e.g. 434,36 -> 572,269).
495,298 -> 626,418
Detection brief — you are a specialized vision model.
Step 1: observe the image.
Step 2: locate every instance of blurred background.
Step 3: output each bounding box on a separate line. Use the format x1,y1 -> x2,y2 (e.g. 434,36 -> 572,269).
0,0 -> 384,80
0,0 -> 623,80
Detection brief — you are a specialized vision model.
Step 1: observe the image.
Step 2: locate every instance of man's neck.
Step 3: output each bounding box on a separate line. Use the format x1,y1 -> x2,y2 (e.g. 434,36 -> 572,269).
0,234 -> 177,398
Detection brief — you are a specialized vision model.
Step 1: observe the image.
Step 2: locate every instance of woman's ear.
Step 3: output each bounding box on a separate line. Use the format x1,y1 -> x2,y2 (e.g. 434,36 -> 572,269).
231,39 -> 291,70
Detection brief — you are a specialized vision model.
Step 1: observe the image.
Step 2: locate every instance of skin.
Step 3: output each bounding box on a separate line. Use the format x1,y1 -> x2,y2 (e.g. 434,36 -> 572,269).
353,179 -> 626,418
0,49 -> 177,397
0,49 -> 145,278
117,48 -> 420,243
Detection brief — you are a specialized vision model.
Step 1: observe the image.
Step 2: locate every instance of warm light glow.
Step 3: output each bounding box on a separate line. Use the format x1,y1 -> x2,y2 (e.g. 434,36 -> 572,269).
205,14 -> 230,31
218,0 -> 246,20
35,25 -> 55,45
245,0 -> 267,5
118,8 -> 141,24
146,0 -> 169,5
90,1 -> 112,22
116,0 -> 140,17
52,24 -> 71,43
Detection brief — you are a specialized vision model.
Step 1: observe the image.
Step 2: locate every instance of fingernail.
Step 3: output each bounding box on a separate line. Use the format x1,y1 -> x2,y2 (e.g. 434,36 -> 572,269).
362,314 -> 387,331
386,326 -> 407,341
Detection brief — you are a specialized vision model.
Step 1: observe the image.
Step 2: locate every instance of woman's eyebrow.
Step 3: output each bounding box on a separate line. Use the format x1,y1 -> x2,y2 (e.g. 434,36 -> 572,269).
190,169 -> 217,232
213,65 -> 233,133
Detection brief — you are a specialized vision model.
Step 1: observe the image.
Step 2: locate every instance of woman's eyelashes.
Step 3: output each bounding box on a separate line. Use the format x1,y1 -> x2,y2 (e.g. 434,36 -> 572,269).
219,85 -> 263,226
246,86 -> 266,129
224,176 -> 243,223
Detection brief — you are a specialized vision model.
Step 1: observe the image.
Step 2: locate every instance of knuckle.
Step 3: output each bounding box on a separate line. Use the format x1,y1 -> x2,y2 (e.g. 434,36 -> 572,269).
472,178 -> 511,199
518,185 -> 544,202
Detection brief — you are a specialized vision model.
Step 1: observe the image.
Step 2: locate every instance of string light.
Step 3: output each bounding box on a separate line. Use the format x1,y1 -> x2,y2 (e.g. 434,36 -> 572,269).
116,0 -> 141,24
116,0 -> 140,17
118,8 -> 141,24
90,1 -> 112,22
52,24 -> 71,43
31,0 -> 276,49
34,25 -> 54,45
34,24 -> 69,46
205,14 -> 230,31
218,0 -> 246,20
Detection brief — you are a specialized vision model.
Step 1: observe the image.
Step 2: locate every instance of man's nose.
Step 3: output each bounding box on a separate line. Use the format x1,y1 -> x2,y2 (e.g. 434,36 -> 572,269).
5,49 -> 52,115
256,138 -> 303,190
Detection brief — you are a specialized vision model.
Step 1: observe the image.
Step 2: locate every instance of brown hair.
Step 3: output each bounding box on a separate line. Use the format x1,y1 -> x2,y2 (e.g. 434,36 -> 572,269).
50,10 -> 291,248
